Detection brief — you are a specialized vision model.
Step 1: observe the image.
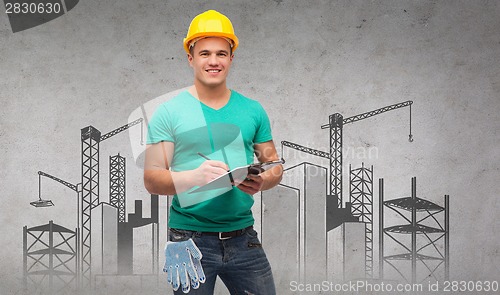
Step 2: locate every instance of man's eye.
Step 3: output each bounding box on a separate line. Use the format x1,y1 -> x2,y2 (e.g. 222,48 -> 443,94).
218,53 -> 227,57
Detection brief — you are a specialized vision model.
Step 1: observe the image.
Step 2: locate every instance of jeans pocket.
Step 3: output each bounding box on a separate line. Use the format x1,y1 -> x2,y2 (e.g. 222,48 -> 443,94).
246,228 -> 262,249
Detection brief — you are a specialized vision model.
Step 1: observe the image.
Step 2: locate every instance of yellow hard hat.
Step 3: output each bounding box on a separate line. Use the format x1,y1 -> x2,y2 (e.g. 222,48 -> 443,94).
183,10 -> 239,54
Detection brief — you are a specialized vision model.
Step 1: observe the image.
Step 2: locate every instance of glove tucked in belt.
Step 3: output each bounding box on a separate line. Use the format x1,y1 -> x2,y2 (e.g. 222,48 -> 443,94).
163,238 -> 206,293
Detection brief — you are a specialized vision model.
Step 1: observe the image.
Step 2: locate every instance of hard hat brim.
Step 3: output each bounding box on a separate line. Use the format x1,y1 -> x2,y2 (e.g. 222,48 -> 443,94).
183,32 -> 239,54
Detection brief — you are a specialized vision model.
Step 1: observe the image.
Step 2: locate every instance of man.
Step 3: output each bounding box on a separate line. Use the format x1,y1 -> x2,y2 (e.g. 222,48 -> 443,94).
144,10 -> 282,294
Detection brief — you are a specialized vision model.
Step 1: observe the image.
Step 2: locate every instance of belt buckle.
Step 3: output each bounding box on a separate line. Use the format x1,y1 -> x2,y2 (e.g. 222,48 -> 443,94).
218,232 -> 231,240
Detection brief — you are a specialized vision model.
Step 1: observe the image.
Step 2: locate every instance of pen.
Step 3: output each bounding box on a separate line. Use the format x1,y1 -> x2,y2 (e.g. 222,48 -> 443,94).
197,152 -> 211,160
197,152 -> 233,183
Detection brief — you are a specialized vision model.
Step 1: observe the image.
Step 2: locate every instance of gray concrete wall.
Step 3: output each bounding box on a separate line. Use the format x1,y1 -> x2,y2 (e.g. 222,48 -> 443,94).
1,0 -> 499,294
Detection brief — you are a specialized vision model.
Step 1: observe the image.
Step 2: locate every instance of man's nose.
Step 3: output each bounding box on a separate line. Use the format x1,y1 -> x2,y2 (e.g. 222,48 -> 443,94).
207,54 -> 218,65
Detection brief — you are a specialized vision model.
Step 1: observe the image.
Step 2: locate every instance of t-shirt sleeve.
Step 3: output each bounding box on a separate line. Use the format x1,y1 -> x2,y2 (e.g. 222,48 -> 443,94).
146,104 -> 175,144
253,103 -> 273,144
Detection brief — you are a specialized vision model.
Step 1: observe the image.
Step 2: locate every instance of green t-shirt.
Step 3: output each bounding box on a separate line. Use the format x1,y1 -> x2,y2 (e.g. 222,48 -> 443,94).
146,90 -> 273,231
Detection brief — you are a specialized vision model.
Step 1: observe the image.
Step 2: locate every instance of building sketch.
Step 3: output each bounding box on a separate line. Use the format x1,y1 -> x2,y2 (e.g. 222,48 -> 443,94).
22,100 -> 451,294
268,101 -> 450,291
23,120 -> 162,294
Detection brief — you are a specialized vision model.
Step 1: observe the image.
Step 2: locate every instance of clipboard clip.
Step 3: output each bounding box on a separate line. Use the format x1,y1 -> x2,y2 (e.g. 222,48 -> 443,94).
247,158 -> 285,175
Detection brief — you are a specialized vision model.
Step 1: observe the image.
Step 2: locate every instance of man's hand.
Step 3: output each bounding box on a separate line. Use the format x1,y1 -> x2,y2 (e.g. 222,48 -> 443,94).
253,141 -> 283,191
193,160 -> 229,186
237,174 -> 264,195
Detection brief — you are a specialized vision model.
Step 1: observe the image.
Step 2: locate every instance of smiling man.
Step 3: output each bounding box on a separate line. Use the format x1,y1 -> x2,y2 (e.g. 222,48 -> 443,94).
144,10 -> 282,294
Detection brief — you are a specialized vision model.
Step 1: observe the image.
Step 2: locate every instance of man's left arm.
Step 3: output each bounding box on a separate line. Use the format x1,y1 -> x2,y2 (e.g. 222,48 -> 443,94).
237,140 -> 283,194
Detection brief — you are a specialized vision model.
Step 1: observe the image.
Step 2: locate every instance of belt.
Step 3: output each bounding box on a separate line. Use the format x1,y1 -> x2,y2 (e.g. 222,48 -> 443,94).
171,226 -> 252,240
204,226 -> 252,240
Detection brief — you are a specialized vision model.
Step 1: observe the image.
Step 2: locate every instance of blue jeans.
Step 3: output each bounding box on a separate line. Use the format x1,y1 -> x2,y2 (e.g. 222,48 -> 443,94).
167,227 -> 276,295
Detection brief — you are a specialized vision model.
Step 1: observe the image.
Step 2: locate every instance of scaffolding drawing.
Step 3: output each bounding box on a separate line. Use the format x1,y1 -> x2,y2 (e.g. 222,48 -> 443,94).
110,154 -> 126,223
23,221 -> 78,294
379,177 -> 450,283
349,163 -> 374,278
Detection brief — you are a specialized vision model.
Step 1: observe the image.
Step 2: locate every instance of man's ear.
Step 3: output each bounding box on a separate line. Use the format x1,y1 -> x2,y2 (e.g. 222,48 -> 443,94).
230,53 -> 234,61
187,53 -> 193,67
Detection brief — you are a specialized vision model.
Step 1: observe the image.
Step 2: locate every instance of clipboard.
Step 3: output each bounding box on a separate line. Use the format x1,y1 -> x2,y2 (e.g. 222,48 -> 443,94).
189,159 -> 285,194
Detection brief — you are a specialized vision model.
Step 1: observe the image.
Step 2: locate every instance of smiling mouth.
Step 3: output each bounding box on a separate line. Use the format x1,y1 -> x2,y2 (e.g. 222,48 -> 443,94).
206,69 -> 221,73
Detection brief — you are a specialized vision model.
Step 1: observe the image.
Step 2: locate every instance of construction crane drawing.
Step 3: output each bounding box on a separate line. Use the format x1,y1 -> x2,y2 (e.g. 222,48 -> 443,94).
31,118 -> 143,288
282,100 -> 413,208
31,171 -> 81,208
321,100 -> 413,208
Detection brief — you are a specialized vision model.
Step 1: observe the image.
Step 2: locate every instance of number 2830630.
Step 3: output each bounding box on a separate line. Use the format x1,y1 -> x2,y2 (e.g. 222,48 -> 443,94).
5,2 -> 62,14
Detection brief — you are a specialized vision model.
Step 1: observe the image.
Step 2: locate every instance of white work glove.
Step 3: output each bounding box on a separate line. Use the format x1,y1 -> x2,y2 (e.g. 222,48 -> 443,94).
163,238 -> 206,293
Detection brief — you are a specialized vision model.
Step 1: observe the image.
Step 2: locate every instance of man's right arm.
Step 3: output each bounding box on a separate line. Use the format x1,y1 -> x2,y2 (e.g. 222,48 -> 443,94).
144,141 -> 229,195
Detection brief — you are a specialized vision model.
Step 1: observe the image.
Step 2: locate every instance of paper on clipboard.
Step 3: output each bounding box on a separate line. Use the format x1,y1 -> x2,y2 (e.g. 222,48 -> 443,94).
189,159 -> 285,194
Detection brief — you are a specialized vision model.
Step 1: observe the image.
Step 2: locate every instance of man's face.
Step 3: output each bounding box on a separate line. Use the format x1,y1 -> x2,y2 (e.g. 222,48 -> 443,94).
188,37 -> 233,89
